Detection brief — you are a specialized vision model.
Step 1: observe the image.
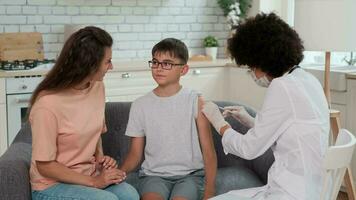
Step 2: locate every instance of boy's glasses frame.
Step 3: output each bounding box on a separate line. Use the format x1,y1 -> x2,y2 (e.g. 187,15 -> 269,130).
148,60 -> 185,70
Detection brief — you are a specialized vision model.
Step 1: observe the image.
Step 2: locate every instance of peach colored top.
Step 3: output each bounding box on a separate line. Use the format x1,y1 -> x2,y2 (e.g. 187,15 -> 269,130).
29,81 -> 107,191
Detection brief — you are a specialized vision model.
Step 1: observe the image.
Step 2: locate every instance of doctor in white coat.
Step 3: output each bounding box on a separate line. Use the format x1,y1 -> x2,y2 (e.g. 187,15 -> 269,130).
203,13 -> 330,200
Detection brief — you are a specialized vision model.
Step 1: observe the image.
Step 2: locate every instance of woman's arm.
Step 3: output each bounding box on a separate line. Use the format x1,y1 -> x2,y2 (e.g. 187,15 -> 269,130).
196,97 -> 217,199
120,137 -> 145,173
36,160 -> 122,188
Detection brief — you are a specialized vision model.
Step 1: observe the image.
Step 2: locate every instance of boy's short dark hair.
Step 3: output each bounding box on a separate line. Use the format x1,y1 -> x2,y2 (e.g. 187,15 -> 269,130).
228,13 -> 304,78
152,38 -> 189,64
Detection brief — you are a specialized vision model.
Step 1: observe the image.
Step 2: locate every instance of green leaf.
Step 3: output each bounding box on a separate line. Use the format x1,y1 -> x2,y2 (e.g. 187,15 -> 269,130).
203,35 -> 219,47
217,0 -> 252,18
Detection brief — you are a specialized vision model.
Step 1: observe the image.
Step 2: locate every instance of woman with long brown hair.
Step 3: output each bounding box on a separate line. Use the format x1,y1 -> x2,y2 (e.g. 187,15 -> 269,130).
28,26 -> 139,200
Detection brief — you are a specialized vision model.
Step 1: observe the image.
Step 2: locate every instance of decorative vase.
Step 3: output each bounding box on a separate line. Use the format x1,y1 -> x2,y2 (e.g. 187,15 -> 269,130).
205,47 -> 218,60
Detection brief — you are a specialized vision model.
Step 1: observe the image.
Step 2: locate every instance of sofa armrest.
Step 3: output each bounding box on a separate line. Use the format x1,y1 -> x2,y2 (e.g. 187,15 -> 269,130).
0,142 -> 32,200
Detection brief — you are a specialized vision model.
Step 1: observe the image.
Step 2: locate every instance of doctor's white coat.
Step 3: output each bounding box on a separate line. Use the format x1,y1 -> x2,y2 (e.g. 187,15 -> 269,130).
214,68 -> 330,200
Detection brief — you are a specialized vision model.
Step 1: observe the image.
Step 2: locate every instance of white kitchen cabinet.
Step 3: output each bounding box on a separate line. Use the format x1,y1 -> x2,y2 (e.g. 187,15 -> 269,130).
346,78 -> 356,184
104,67 -> 227,102
0,78 -> 6,155
181,67 -> 227,101
226,67 -> 267,110
0,78 -> 4,104
104,70 -> 156,102
0,104 -> 7,156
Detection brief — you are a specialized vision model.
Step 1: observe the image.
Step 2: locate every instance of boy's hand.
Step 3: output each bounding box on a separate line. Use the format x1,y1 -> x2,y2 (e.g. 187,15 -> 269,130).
97,155 -> 118,170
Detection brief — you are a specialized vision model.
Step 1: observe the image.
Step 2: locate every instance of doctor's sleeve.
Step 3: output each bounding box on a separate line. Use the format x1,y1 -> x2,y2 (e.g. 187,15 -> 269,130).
222,80 -> 294,160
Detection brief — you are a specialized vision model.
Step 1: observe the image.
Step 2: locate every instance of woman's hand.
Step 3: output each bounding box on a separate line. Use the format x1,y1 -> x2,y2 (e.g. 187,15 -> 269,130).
97,155 -> 118,170
93,168 -> 126,189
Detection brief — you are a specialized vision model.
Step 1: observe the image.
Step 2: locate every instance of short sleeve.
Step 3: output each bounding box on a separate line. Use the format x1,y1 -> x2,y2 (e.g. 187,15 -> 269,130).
125,101 -> 145,137
30,107 -> 58,161
193,93 -> 203,119
192,90 -> 201,119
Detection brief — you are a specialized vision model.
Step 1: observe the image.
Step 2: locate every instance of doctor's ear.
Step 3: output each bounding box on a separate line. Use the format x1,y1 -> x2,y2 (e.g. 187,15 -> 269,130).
180,64 -> 189,76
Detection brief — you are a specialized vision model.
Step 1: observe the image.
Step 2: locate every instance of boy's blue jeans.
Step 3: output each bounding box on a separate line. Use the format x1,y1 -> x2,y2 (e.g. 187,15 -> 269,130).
32,182 -> 139,200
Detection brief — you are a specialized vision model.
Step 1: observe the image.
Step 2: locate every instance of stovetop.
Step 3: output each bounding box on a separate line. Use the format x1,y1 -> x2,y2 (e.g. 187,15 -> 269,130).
0,59 -> 55,71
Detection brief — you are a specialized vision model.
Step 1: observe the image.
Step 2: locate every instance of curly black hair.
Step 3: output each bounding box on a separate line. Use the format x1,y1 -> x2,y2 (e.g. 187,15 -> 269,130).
228,13 -> 304,78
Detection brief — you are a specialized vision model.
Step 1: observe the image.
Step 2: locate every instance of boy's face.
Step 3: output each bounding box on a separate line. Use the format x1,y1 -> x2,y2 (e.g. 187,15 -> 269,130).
151,51 -> 188,87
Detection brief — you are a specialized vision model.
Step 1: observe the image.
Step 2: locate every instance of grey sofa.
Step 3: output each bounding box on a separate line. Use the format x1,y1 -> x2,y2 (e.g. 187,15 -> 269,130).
0,101 -> 274,200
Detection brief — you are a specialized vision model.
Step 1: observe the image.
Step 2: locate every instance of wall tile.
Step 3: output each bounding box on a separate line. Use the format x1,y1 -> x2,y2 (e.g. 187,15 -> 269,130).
0,0 -> 228,60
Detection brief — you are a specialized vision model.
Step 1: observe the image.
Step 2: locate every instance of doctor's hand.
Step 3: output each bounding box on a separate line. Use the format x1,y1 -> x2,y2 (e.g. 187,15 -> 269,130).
202,102 -> 230,135
222,106 -> 255,129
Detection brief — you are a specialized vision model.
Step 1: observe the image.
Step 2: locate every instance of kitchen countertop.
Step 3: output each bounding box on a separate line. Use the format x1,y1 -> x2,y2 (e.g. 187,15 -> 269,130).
2,60 -> 356,80
346,73 -> 356,79
302,64 -> 356,80
0,59 -> 233,78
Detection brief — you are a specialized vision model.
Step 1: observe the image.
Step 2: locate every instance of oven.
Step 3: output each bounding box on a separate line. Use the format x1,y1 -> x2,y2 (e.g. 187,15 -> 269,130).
6,76 -> 43,146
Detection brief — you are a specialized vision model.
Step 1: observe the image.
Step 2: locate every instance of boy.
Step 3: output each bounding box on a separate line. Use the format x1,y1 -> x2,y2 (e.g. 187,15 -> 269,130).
120,38 -> 217,200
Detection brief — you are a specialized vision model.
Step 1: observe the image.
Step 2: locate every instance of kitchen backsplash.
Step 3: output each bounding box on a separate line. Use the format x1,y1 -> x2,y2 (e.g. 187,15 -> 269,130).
0,0 -> 230,61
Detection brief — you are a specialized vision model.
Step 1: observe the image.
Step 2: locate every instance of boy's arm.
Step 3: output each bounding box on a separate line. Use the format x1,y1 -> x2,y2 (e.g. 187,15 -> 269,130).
196,96 -> 217,200
120,137 -> 145,173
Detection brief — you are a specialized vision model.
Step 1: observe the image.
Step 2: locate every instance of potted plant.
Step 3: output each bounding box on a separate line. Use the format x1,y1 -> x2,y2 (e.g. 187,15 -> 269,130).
203,35 -> 219,60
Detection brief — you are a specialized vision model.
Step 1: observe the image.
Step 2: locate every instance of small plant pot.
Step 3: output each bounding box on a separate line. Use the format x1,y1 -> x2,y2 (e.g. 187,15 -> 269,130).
205,47 -> 218,60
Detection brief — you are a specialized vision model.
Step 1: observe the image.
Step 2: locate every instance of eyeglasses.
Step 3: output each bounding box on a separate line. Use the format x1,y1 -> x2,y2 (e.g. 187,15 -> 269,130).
148,60 -> 185,70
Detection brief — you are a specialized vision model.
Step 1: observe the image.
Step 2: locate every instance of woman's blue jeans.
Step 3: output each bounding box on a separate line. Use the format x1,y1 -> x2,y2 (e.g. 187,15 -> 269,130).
32,182 -> 139,200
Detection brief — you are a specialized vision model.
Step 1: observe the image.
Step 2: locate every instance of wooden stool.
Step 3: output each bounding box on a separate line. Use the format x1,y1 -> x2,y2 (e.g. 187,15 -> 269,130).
330,109 -> 356,200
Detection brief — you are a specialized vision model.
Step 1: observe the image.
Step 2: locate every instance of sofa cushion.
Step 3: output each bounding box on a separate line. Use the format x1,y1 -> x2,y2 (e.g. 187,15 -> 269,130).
0,142 -> 32,200
215,166 -> 264,195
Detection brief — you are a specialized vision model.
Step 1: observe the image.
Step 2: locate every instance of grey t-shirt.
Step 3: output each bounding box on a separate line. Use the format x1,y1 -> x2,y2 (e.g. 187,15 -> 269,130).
125,87 -> 204,177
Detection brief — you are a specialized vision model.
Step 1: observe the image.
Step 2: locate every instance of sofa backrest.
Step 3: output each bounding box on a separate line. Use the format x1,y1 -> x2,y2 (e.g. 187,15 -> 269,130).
102,102 -> 134,168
